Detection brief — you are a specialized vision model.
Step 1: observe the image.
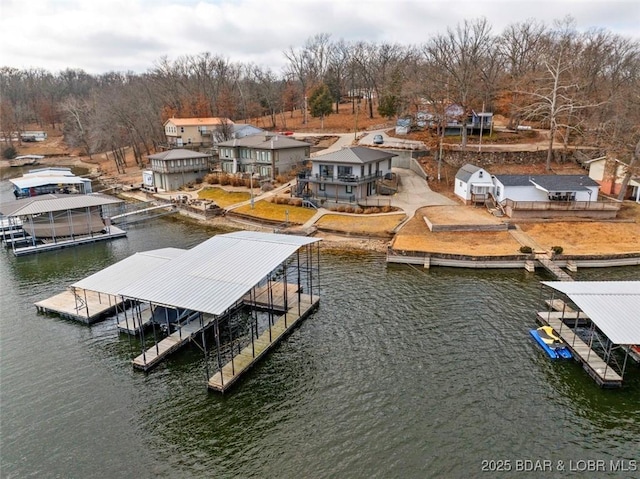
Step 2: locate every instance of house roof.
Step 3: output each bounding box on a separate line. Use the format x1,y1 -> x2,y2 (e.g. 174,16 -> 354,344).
217,134 -> 312,150
0,193 -> 123,216
312,146 -> 397,164
455,164 -> 482,182
116,231 -> 321,316
530,175 -> 599,192
164,117 -> 233,127
542,281 -> 640,345
147,149 -> 212,161
493,174 -> 599,191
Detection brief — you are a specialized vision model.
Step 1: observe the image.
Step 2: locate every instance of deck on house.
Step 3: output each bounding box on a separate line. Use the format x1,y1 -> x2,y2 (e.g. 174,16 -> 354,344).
132,314 -> 216,371
208,294 -> 319,393
35,289 -> 122,324
536,312 -> 622,388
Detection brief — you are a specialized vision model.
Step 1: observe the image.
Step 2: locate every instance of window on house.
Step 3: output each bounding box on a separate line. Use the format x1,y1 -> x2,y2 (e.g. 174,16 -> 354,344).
459,181 -> 462,187
180,127 -> 184,133
496,187 -> 501,196
338,166 -> 352,177
319,183 -> 325,191
320,165 -> 333,177
346,185 -> 353,194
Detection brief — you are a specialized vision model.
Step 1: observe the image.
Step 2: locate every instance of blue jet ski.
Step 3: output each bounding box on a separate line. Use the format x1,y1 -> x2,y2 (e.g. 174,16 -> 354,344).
530,326 -> 573,359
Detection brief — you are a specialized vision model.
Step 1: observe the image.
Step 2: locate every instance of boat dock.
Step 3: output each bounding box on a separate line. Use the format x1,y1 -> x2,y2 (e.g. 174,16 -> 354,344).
132,313 -> 216,371
208,294 -> 318,392
35,289 -> 124,324
8,226 -> 127,256
544,299 -> 590,326
536,311 -> 622,387
114,303 -> 154,335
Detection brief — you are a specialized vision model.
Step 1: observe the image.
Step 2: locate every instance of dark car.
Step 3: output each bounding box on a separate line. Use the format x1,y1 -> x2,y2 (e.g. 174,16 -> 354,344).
373,134 -> 384,145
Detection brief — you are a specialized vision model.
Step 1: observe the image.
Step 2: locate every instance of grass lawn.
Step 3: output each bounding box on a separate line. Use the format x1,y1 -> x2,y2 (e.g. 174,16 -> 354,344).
233,200 -> 316,224
198,187 -> 251,208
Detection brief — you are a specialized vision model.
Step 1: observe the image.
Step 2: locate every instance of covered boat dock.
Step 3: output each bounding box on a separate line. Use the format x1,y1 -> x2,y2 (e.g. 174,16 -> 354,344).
34,231 -> 322,392
0,194 -> 126,255
537,281 -> 640,388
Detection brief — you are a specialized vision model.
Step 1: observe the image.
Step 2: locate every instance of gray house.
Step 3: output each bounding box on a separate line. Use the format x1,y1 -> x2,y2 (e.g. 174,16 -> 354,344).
147,149 -> 211,191
296,146 -> 396,204
217,134 -> 311,180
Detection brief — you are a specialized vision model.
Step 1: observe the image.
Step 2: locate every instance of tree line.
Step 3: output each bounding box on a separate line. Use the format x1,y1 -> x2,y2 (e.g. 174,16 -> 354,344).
1,16 -> 638,178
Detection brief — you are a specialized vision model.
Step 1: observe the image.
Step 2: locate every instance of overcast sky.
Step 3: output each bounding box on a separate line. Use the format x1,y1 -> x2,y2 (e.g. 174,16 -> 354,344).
1,0 -> 638,75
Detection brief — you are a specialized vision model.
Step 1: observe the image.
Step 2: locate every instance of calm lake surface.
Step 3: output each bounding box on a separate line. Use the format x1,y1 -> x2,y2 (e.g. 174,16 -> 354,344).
1,177 -> 639,478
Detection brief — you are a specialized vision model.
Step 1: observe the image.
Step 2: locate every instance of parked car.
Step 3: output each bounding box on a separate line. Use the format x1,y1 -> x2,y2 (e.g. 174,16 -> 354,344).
373,134 -> 384,145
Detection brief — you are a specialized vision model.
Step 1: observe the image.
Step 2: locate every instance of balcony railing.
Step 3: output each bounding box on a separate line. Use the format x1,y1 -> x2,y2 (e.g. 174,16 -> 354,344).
300,171 -> 383,185
502,198 -> 621,211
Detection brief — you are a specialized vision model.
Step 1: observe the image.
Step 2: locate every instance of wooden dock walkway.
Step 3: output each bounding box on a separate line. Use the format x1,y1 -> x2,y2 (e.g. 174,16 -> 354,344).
208,295 -> 319,393
10,226 -> 127,256
535,254 -> 574,281
35,289 -> 122,324
536,312 -> 622,387
132,314 -> 216,371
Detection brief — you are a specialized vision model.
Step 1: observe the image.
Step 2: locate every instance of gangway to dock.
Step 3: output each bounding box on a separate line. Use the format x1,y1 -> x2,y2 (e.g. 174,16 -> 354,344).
110,203 -> 177,224
535,254 -> 574,281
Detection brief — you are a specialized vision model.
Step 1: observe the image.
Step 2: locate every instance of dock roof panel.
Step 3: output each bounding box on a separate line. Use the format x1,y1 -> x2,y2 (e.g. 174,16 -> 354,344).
542,281 -> 640,344
72,248 -> 186,295
117,231 -> 320,315
0,193 -> 123,216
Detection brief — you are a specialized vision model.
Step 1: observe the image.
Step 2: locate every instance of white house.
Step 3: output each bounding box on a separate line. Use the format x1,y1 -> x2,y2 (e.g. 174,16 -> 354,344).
454,164 -> 494,204
493,175 -> 600,203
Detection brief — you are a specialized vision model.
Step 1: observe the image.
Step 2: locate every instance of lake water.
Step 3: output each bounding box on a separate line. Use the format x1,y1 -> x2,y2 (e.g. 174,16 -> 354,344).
1,177 -> 639,478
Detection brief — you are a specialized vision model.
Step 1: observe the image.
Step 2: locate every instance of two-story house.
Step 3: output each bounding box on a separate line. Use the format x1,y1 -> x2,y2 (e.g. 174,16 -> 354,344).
217,134 -> 312,180
164,117 -> 234,147
145,149 -> 212,191
296,146 -> 396,204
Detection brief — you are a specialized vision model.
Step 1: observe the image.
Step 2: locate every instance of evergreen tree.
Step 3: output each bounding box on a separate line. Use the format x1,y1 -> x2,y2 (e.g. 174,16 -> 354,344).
308,83 -> 333,129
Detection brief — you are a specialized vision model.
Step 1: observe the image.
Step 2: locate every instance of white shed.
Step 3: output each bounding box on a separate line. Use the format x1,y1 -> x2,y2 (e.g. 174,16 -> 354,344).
454,164 -> 493,204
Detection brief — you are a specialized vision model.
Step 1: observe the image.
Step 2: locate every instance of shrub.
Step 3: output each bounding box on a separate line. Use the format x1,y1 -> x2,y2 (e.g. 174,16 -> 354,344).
551,245 -> 563,255
354,207 -> 364,214
2,146 -> 17,160
219,175 -> 230,186
519,246 -> 533,254
291,198 -> 303,207
381,205 -> 393,213
204,174 -> 219,184
261,182 -> 274,192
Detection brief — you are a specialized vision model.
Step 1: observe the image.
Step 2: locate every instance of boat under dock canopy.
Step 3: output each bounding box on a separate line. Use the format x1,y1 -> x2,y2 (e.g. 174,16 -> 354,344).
538,281 -> 640,388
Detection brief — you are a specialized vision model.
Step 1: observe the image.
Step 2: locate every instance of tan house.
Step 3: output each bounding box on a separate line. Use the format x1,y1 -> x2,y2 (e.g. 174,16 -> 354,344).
164,117 -> 234,147
217,134 -> 312,180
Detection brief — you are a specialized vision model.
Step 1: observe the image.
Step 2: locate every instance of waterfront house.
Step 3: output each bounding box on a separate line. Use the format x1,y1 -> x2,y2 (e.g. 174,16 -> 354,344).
147,149 -> 211,191
164,117 -> 234,147
492,174 -> 619,219
296,146 -> 396,204
217,134 -> 312,180
454,164 -> 494,204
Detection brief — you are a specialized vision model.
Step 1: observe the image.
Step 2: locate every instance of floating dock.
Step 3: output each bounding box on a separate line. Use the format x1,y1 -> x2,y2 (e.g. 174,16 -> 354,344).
9,226 -> 127,256
132,313 -> 217,371
35,289 -> 124,324
536,311 -> 622,387
208,294 -> 318,392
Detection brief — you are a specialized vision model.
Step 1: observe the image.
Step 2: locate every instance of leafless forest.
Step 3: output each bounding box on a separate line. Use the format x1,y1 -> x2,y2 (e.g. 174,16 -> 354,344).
1,17 -> 639,178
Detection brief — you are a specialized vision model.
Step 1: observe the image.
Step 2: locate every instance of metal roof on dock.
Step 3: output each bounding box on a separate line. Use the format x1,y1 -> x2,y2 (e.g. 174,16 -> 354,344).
72,248 -> 185,295
0,193 -> 123,216
117,231 -> 320,315
542,281 -> 640,345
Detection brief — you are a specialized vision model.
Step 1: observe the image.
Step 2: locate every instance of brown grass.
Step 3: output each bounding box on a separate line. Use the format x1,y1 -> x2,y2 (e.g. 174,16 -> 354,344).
520,221 -> 640,255
392,211 -> 521,255
316,213 -> 405,235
